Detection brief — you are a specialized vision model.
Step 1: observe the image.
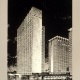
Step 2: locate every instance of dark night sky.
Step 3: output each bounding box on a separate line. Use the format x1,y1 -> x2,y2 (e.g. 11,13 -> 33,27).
8,0 -> 72,66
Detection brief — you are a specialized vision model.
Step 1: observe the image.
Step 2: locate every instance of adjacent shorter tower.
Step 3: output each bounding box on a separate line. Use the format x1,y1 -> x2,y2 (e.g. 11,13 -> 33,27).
68,28 -> 72,75
48,36 -> 69,74
17,7 -> 45,75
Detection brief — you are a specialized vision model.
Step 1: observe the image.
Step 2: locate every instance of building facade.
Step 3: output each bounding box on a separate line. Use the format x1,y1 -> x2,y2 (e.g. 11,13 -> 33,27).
68,28 -> 72,75
17,7 -> 45,75
48,36 -> 69,74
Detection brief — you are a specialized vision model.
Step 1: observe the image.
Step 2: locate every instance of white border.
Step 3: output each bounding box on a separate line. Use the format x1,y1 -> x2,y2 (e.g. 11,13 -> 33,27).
0,0 -> 7,80
73,0 -> 80,79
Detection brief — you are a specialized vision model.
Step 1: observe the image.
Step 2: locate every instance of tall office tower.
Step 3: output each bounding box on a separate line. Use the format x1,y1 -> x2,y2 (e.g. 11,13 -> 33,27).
48,36 -> 69,74
68,28 -> 72,75
17,7 -> 45,75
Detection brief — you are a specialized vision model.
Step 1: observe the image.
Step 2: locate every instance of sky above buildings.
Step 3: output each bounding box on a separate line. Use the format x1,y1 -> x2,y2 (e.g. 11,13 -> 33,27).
8,0 -> 72,66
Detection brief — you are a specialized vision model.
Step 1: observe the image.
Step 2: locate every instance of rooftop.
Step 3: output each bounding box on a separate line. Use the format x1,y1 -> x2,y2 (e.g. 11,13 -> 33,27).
48,35 -> 69,42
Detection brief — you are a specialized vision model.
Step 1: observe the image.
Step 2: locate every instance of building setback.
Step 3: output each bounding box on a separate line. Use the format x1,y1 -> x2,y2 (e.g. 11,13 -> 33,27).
17,7 -> 45,75
48,36 -> 69,74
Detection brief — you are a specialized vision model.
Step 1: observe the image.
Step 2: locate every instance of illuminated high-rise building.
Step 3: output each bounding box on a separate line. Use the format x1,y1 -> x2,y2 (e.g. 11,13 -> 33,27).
48,36 -> 69,74
68,28 -> 72,75
17,7 -> 45,75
